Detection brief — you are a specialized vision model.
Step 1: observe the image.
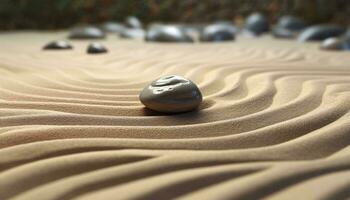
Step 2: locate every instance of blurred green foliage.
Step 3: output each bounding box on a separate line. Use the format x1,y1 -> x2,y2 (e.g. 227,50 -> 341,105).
0,0 -> 349,30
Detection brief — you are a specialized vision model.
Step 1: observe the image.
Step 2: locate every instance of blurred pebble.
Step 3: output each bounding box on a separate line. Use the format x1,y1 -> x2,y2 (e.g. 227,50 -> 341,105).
320,37 -> 343,50
43,40 -> 73,50
277,16 -> 306,31
298,25 -> 346,42
273,16 -> 306,39
245,13 -> 269,35
145,25 -> 193,42
69,26 -> 105,39
125,16 -> 142,29
87,43 -> 108,54
200,23 -> 237,42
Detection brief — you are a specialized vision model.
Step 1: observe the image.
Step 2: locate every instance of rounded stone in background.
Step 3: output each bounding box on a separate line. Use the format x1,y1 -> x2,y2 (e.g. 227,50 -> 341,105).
277,16 -> 306,31
320,37 -> 343,51
87,43 -> 108,54
145,25 -> 194,43
139,75 -> 203,113
125,16 -> 142,29
245,13 -> 269,36
100,22 -> 125,34
273,15 -> 306,39
297,25 -> 346,42
68,26 -> 106,39
43,40 -> 73,50
199,23 -> 237,42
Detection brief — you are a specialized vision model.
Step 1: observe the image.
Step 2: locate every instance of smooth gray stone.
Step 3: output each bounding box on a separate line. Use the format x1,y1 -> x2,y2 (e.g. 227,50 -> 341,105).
245,13 -> 269,35
87,43 -> 108,54
272,27 -> 297,39
43,40 -> 73,50
298,25 -> 346,42
200,23 -> 237,42
119,28 -> 145,39
277,16 -> 306,31
139,75 -> 203,113
320,37 -> 343,51
145,25 -> 193,43
69,26 -> 106,39
125,16 -> 142,29
101,22 -> 125,33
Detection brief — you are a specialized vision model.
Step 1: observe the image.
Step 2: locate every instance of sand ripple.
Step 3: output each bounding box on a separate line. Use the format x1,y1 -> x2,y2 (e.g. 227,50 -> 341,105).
1,33 -> 350,199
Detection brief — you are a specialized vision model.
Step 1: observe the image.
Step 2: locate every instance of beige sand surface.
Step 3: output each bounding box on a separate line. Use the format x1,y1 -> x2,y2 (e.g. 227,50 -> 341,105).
1,32 -> 350,199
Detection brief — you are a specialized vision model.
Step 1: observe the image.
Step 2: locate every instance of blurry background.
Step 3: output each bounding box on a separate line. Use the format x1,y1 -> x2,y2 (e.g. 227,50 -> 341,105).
0,0 -> 349,30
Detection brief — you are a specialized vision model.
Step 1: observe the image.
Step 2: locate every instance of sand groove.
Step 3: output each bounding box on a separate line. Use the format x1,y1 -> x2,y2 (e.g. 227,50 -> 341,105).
1,33 -> 350,199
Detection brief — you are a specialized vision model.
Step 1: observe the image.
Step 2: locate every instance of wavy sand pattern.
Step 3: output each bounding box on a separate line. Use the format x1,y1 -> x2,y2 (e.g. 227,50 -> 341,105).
1,32 -> 350,199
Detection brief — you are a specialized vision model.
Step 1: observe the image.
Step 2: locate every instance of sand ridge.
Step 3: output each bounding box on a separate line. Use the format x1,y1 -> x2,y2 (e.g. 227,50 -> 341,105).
1,32 -> 350,199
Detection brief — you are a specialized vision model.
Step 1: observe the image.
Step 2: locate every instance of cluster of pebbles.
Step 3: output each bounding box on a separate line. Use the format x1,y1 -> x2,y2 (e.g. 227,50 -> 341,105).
42,14 -> 350,113
43,14 -> 350,52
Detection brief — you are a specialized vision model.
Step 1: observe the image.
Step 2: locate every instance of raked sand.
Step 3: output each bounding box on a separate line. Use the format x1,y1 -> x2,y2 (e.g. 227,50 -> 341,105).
1,32 -> 350,199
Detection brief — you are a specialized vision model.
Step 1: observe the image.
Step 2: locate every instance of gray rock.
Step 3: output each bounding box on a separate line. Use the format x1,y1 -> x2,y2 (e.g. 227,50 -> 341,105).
119,28 -> 145,39
277,16 -> 306,31
69,26 -> 106,39
101,22 -> 125,33
125,16 -> 142,29
145,25 -> 194,43
273,16 -> 306,39
139,75 -> 203,113
43,40 -> 73,50
200,23 -> 237,42
245,13 -> 269,35
320,37 -> 343,51
298,25 -> 346,42
87,43 -> 108,54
